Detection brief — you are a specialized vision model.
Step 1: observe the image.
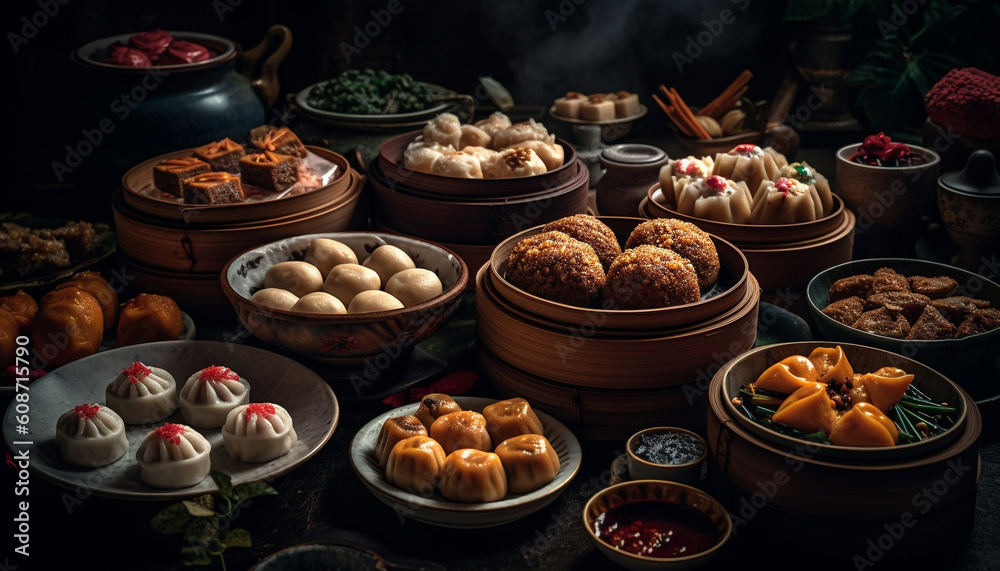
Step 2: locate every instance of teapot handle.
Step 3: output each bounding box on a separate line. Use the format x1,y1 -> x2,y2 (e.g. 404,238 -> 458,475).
241,24 -> 293,108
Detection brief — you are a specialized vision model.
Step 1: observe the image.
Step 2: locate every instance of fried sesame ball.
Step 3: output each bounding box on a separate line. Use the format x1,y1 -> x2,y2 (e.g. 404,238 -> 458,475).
505,231 -> 606,307
542,214 -> 622,271
624,219 -> 720,290
603,245 -> 700,309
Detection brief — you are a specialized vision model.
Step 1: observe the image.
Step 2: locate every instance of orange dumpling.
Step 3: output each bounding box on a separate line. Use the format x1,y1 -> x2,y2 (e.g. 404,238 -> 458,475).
429,411 -> 492,455
385,435 -> 446,495
851,367 -> 914,413
374,415 -> 428,469
753,355 -> 819,394
415,393 -> 462,431
482,398 -> 544,447
808,345 -> 855,385
829,402 -> 898,447
771,382 -> 838,434
438,449 -> 508,503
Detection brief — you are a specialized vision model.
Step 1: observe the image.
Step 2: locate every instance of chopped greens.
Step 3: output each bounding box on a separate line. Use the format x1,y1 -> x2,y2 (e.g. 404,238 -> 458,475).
306,68 -> 436,115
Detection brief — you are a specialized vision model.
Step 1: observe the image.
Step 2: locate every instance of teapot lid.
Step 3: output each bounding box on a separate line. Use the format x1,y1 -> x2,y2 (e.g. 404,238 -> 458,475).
600,144 -> 667,166
939,150 -> 1000,195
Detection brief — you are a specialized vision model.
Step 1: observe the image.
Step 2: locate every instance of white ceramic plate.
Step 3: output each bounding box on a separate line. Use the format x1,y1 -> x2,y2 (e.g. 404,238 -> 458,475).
349,396 -> 582,528
2,340 -> 338,500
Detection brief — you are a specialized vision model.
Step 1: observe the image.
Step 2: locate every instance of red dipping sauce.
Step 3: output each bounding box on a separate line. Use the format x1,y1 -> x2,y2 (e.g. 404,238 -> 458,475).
594,501 -> 720,558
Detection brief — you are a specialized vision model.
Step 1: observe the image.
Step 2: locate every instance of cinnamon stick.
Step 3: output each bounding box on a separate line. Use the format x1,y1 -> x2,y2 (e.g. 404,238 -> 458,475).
699,69 -> 753,118
658,86 -> 702,138
652,93 -> 696,138
667,87 -> 712,140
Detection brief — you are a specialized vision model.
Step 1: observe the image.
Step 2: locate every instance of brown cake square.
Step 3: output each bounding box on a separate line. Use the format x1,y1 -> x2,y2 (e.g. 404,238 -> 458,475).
182,172 -> 245,205
152,156 -> 211,196
239,151 -> 299,192
193,138 -> 246,174
249,125 -> 307,158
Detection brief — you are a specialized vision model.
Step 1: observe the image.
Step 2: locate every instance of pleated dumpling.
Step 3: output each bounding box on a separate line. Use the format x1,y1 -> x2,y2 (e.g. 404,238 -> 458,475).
829,402 -> 898,447
403,138 -> 455,174
658,155 -> 714,210
56,403 -> 129,468
779,161 -> 833,217
222,403 -> 297,463
179,365 -> 250,428
749,177 -> 824,224
429,150 -> 484,179
770,382 -> 838,434
374,414 -> 428,469
753,354 -> 819,394
490,147 -> 547,178
105,361 -> 178,425
385,435 -> 446,495
482,397 -> 544,447
473,111 -> 512,141
492,118 -> 554,150
422,112 -> 463,150
429,410 -> 492,455
712,144 -> 781,201
438,449 -> 507,503
494,434 -> 560,494
675,175 -> 753,224
504,140 -> 564,171
415,393 -> 462,431
459,124 -> 492,149
136,422 -> 211,489
808,345 -> 855,385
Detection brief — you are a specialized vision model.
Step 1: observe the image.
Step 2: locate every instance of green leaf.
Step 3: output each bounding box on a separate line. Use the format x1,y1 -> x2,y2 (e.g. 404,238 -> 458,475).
187,516 -> 220,545
151,503 -> 197,536
232,481 -> 279,504
182,499 -> 216,518
210,471 -> 234,501
224,528 -> 253,548
180,546 -> 213,567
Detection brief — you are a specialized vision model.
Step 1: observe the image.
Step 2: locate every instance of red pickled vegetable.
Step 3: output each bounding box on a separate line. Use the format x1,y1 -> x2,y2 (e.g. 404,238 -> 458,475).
105,45 -> 151,67
158,40 -> 213,65
129,29 -> 173,58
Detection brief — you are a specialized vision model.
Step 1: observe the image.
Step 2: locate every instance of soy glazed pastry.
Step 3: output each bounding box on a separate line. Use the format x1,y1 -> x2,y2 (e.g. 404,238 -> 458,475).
625,218 -> 721,291
430,410 -> 493,455
136,423 -> 211,489
105,361 -> 179,424
675,175 -> 753,224
778,161 -> 833,217
56,403 -> 129,468
30,286 -> 103,368
712,144 -> 782,202
749,177 -> 825,224
178,365 -> 250,428
658,155 -> 715,210
222,403 -> 297,463
495,434 -> 561,494
375,414 -> 428,469
482,397 -> 545,447
438,449 -> 508,503
385,435 -> 446,495
54,270 -> 119,332
116,293 -> 185,347
415,393 -> 462,431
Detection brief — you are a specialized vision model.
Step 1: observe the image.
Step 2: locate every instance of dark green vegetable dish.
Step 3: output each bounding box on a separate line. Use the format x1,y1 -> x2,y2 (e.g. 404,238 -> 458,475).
306,69 -> 436,115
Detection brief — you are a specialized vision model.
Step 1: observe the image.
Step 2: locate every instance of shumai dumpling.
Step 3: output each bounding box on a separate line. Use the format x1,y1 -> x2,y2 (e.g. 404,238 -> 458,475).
422,112 -> 462,150
483,397 -> 544,447
712,144 -> 782,201
506,140 -> 564,171
829,402 -> 898,447
473,111 -> 512,141
490,147 -> 548,178
495,434 -> 561,494
178,365 -> 250,428
438,449 -> 507,503
374,414 -> 428,469
658,155 -> 715,210
105,361 -> 178,425
492,119 -> 554,150
56,403 -> 129,468
136,423 -> 211,489
385,435 -> 446,495
403,138 -> 455,174
459,123 -> 492,149
779,161 -> 833,217
430,410 -> 492,455
222,403 -> 297,463
749,177 -> 824,224
430,151 -> 484,179
675,175 -> 752,224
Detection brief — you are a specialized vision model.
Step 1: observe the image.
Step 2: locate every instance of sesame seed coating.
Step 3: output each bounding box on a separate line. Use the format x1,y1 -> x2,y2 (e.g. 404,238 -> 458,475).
542,214 -> 623,271
624,219 -> 720,290
506,231 -> 606,307
603,245 -> 700,309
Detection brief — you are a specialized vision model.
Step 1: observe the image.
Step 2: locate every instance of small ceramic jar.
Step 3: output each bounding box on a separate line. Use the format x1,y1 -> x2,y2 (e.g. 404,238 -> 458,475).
626,426 -> 707,484
596,144 -> 668,216
937,150 -> 1000,269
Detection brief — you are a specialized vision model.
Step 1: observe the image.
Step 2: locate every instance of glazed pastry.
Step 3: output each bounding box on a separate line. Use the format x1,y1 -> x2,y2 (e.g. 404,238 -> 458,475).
658,155 -> 715,210
430,151 -> 485,179
482,398 -> 544,447
222,403 -> 297,463
374,415 -> 428,469
624,218 -> 721,291
422,112 -> 463,150
675,175 -> 753,224
490,147 -> 548,178
193,138 -> 245,174
249,125 -> 307,158
828,402 -> 898,447
908,275 -> 959,299
56,403 -> 129,468
770,382 -> 838,434
459,124 -> 492,149
385,435 -> 446,495
430,410 -> 493,455
116,293 -> 185,347
506,231 -> 606,308
0,289 -> 37,334
239,151 -> 299,192
506,140 -> 564,171
541,214 -> 622,271
415,393 -> 462,431
136,423 -> 211,489
778,161 -> 833,217
829,275 -> 875,302
182,172 -> 245,205
580,94 -> 615,121
438,449 -> 508,503
613,91 -> 641,118
54,271 -> 118,332
178,365 -> 250,428
384,268 -> 443,307
105,361 -> 178,424
753,355 -> 819,394
867,291 -> 932,324
495,434 -> 560,494
807,345 -> 855,385
604,245 -> 700,309
492,119 -> 554,150
152,157 -> 210,196
0,310 -> 20,369
711,144 -> 781,202
30,287 -> 103,368
553,92 -> 586,118
473,111 -> 512,141
749,177 -> 824,224
403,139 -> 455,174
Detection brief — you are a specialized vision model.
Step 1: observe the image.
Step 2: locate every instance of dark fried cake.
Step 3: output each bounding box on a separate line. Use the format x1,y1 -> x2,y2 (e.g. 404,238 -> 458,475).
542,214 -> 622,271
604,245 -> 700,309
624,218 -> 720,291
929,296 -> 992,321
239,151 -> 299,192
822,296 -> 865,325
871,267 -> 910,294
905,306 -> 957,340
182,172 -> 245,205
956,308 -> 1000,338
0,220 -> 98,280
153,156 -> 211,196
828,274 -> 874,302
192,138 -> 245,174
505,230 -> 606,307
909,275 -> 959,299
852,307 -> 910,339
249,125 -> 308,158
867,291 -> 932,324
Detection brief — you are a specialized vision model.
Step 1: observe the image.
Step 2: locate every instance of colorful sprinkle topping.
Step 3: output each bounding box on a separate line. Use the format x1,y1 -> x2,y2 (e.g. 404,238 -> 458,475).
200,365 -> 239,382
74,404 -> 101,419
730,144 -> 762,157
775,177 -> 807,196
155,423 -> 185,446
705,175 -> 729,190
123,362 -> 152,384
245,403 -> 277,420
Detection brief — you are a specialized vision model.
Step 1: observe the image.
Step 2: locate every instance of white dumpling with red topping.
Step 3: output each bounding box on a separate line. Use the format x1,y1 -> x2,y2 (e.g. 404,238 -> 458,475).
222,403 -> 297,463
136,422 -> 211,489
105,361 -> 178,425
56,403 -> 129,468
178,365 -> 250,428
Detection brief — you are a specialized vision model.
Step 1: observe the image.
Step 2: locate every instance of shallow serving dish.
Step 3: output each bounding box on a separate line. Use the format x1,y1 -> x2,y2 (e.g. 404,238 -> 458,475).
1,340 -> 339,499
295,81 -> 458,126
73,31 -> 237,72
548,104 -> 648,142
349,396 -> 582,528
221,232 -> 468,376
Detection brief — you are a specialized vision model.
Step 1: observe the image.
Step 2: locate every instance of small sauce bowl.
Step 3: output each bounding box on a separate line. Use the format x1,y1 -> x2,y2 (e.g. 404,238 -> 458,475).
626,427 -> 707,484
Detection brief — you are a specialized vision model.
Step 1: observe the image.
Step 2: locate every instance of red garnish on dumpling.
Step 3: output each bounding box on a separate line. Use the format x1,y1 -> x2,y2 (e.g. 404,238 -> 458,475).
705,175 -> 728,190
155,423 -> 185,446
245,403 -> 277,420
123,362 -> 152,384
200,365 -> 239,382
730,144 -> 762,157
74,404 -> 101,419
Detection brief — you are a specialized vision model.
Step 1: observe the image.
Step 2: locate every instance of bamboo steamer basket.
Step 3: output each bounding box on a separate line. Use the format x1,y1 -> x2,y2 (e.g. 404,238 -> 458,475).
705,342 -> 980,562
